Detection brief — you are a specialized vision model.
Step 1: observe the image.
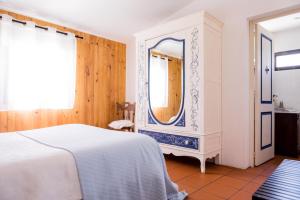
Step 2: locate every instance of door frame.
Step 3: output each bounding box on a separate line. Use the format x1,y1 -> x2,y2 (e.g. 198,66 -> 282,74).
249,5 -> 300,167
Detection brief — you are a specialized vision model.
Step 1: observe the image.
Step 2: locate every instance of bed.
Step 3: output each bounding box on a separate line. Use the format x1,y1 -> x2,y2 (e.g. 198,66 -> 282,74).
0,124 -> 186,200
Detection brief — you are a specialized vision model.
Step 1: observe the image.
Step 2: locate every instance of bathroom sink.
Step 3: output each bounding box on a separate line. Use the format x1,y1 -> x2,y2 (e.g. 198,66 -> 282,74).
275,108 -> 299,113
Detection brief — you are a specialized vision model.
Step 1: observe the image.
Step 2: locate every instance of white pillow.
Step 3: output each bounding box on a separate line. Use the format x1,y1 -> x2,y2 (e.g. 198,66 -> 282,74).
168,116 -> 177,123
108,120 -> 134,130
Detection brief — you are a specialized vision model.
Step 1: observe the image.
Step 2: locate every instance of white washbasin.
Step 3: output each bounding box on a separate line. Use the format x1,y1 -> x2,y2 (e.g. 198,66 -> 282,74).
275,108 -> 299,113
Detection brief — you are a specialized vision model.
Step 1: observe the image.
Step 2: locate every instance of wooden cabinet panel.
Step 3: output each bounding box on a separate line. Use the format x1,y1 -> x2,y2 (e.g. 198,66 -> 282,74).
275,112 -> 299,157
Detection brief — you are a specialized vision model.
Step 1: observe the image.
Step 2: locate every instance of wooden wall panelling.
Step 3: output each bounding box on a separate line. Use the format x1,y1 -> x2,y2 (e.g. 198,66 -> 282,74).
111,42 -> 118,123
92,38 -> 103,127
110,42 -> 125,123
82,39 -> 95,126
115,43 -> 126,120
0,112 -> 8,132
98,39 -> 112,128
0,9 -> 126,133
106,42 -> 116,126
87,41 -> 97,126
92,38 -> 126,127
113,42 -> 126,122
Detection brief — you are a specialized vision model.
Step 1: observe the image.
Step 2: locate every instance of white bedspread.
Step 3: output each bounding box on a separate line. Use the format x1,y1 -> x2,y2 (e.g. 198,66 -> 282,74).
0,124 -> 186,200
0,132 -> 82,200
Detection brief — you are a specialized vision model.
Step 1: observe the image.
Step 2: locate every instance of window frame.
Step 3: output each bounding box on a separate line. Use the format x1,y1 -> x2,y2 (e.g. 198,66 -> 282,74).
274,49 -> 300,71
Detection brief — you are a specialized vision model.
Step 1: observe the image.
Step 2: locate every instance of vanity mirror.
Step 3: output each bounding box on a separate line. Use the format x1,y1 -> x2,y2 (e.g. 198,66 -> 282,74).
148,38 -> 184,124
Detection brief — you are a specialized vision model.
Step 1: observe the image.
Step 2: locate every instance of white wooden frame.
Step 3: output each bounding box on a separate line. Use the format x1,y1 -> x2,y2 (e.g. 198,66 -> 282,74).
248,5 -> 300,167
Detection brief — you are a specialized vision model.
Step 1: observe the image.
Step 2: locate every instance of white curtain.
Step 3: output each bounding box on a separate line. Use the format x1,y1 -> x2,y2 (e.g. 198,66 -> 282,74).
0,15 -> 77,111
149,55 -> 168,107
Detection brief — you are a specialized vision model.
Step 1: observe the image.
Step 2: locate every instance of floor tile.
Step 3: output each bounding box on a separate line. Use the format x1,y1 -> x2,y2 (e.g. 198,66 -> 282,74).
259,168 -> 275,177
168,165 -> 198,181
175,180 -> 200,194
189,189 -> 225,200
227,169 -> 257,182
177,172 -> 221,191
256,161 -> 273,170
205,163 -> 234,175
214,176 -> 248,189
252,175 -> 267,185
242,181 -> 262,194
165,159 -> 184,170
229,190 -> 253,200
165,161 -> 179,171
243,166 -> 265,175
164,155 -> 298,200
201,182 -> 239,199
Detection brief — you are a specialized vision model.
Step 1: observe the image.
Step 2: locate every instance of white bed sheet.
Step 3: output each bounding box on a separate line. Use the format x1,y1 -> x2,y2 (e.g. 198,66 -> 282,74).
0,124 -> 186,200
0,132 -> 82,200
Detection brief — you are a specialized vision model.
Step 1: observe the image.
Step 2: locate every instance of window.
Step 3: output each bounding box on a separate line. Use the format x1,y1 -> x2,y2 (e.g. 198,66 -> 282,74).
0,15 -> 77,111
275,49 -> 300,71
149,55 -> 168,107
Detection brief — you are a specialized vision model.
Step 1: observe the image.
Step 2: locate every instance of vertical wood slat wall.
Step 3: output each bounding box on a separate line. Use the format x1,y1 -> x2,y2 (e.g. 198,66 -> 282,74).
0,10 -> 126,133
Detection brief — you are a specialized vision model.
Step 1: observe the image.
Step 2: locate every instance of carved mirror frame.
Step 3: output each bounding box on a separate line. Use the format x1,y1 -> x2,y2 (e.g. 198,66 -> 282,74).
147,37 -> 185,126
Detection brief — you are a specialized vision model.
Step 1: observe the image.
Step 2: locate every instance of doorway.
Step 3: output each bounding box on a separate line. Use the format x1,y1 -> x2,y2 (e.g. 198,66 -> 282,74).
249,7 -> 300,167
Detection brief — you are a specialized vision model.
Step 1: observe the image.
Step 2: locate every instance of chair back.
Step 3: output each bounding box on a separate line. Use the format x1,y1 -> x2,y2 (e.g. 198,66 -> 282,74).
116,102 -> 136,122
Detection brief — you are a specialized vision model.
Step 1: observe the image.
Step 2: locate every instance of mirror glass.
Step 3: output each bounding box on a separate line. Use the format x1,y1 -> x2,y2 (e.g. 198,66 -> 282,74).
148,38 -> 184,124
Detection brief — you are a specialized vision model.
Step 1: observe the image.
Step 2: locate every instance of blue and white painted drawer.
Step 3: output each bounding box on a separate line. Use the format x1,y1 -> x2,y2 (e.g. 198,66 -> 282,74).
138,129 -> 199,150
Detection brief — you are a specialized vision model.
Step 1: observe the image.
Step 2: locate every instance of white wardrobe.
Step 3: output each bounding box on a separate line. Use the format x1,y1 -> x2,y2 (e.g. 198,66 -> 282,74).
135,11 -> 223,172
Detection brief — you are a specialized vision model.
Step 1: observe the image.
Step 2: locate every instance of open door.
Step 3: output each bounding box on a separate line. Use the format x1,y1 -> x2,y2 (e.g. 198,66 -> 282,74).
254,24 -> 274,166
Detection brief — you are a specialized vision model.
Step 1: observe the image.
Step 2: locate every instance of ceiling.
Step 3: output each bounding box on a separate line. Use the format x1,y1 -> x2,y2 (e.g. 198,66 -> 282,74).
259,12 -> 300,33
0,0 -> 194,43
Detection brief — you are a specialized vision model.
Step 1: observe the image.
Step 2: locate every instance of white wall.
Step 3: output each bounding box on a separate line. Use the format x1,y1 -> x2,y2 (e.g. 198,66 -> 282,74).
125,0 -> 300,169
125,36 -> 136,103
273,27 -> 300,111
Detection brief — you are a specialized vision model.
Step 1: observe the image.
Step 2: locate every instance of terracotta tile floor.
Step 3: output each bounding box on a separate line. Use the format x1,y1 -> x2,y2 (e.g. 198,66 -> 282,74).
164,155 -> 300,200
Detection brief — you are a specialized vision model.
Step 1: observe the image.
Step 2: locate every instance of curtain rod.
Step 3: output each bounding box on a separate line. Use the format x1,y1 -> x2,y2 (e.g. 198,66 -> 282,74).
151,55 -> 172,61
0,15 -> 83,39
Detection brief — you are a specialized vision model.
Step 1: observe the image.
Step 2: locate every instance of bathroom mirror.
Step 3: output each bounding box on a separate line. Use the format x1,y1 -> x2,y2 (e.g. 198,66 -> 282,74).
148,38 -> 184,124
